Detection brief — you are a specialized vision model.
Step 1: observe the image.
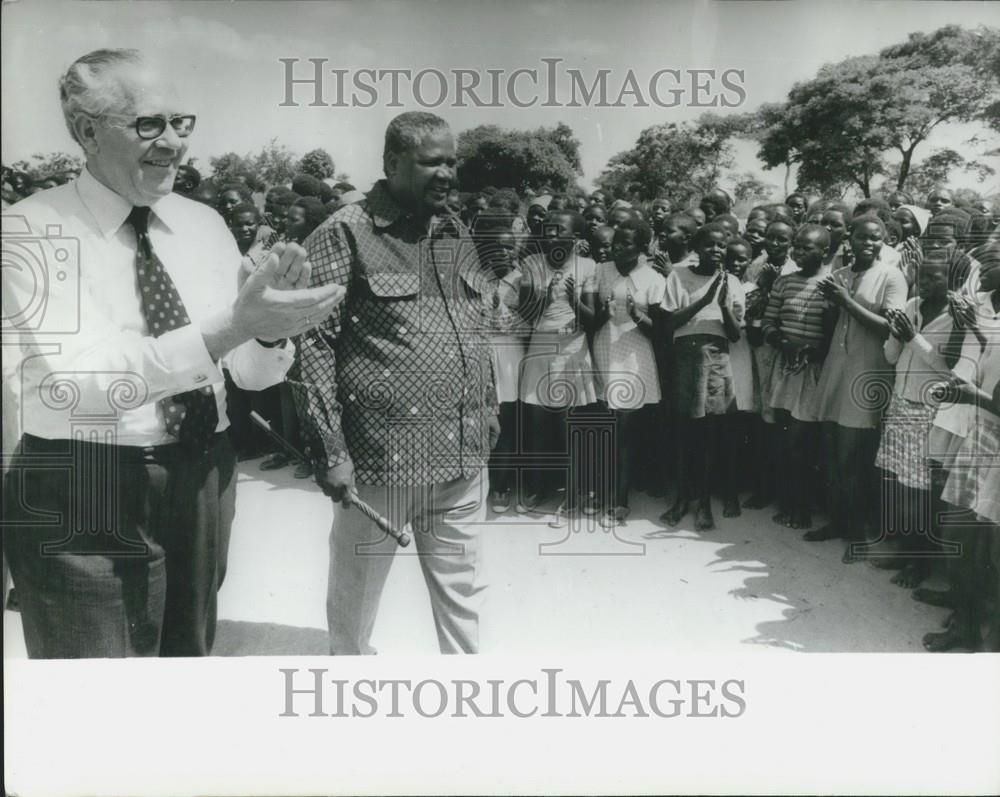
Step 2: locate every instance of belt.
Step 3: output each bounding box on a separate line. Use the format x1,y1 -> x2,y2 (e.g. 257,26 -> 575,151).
20,432 -> 227,461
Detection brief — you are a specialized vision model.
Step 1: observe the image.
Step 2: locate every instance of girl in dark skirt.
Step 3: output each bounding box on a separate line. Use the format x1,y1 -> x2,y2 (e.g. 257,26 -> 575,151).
659,222 -> 745,531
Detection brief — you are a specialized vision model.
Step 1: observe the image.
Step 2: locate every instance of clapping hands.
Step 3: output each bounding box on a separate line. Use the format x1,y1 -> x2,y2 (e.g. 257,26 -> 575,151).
819,275 -> 849,306
886,308 -> 916,342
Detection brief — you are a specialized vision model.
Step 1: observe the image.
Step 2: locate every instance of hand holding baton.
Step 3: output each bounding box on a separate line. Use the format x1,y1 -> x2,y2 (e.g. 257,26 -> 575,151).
249,411 -> 411,547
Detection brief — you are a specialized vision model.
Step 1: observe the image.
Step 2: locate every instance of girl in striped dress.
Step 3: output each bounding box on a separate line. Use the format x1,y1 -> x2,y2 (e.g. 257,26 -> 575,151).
761,224 -> 834,530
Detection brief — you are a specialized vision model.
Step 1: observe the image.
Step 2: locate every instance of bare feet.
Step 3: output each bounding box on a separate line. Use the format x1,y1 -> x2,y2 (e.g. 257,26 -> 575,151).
772,511 -> 793,527
891,562 -> 929,589
660,499 -> 689,527
723,496 -> 741,518
695,501 -> 715,531
922,627 -> 979,652
802,524 -> 842,542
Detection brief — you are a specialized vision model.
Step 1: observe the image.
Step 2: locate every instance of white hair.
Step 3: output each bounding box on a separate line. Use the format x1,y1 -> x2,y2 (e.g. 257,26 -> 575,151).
59,48 -> 147,145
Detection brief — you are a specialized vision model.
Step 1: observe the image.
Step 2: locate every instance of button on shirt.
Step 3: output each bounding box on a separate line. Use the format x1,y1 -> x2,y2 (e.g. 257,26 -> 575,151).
2,168 -> 294,446
289,181 -> 498,486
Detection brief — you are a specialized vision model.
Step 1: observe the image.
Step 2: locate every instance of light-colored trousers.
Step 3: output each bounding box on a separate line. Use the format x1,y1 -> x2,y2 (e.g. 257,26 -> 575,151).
327,472 -> 487,654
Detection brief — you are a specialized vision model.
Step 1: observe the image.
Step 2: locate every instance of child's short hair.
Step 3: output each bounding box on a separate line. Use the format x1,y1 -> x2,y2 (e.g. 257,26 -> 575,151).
218,181 -> 252,202
700,192 -> 731,216
714,212 -> 740,231
546,209 -> 586,237
473,211 -> 516,234
615,216 -> 652,252
765,218 -> 797,235
489,188 -> 521,214
294,196 -> 328,229
824,201 -> 851,217
795,223 -> 831,251
229,202 -> 259,221
583,204 -> 607,219
850,213 -> 887,237
266,185 -> 293,200
768,204 -> 795,224
291,173 -> 324,198
318,182 -> 336,203
271,190 -> 298,209
692,221 -> 730,249
664,212 -> 698,237
853,197 -> 890,217
727,237 -> 753,254
887,189 -> 914,205
926,208 -> 972,243
785,192 -> 807,206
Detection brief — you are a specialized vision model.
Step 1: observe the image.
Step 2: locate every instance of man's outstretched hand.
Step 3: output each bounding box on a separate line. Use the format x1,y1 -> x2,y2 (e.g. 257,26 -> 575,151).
233,244 -> 345,343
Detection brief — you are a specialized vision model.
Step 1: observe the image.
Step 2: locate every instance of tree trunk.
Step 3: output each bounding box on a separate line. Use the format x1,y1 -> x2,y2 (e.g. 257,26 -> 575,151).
897,146 -> 916,191
783,162 -> 791,196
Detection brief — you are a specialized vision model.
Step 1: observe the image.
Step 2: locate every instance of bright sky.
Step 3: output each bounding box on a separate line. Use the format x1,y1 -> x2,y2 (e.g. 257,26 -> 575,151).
2,0 -> 997,195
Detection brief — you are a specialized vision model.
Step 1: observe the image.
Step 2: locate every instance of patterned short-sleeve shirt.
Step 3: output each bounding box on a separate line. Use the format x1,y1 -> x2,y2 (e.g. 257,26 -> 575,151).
288,180 -> 497,486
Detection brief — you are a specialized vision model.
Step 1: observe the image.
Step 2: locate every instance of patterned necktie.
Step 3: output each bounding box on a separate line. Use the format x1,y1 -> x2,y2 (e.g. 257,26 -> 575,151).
127,206 -> 218,452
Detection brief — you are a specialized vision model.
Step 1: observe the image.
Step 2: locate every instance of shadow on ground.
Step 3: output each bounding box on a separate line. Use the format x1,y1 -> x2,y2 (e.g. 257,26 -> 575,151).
213,620 -> 329,656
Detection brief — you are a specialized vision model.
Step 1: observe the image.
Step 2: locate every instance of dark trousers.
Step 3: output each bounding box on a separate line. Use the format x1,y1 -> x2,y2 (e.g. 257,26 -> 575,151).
3,433 -> 236,658
488,400 -> 521,494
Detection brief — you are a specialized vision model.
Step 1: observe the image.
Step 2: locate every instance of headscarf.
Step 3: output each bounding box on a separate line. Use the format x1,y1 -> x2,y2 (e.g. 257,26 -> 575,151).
898,204 -> 931,236
528,194 -> 552,212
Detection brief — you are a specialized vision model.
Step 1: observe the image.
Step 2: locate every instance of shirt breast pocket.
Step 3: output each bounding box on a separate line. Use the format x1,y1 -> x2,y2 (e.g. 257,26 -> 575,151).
360,271 -> 422,335
367,272 -> 420,299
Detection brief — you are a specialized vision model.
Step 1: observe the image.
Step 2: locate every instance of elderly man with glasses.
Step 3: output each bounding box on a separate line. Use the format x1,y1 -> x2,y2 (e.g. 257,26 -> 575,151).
1,48 -> 344,658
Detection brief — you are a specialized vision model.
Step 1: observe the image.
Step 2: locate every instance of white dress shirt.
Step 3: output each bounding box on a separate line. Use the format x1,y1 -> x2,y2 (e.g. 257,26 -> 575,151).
2,168 -> 293,446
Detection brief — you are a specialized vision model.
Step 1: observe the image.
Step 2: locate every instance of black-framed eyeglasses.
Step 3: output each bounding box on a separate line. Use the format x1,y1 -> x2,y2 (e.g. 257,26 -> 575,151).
106,114 -> 197,140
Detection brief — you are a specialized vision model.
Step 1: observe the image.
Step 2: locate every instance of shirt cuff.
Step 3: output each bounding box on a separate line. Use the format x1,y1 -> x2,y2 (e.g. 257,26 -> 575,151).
911,333 -> 934,357
157,324 -> 223,392
225,338 -> 296,391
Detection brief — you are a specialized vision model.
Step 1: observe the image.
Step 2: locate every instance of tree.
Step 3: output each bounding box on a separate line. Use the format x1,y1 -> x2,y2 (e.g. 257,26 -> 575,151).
731,172 -> 777,204
756,25 -> 1000,197
253,139 -> 298,187
10,151 -> 84,179
594,112 -> 747,207
883,148 -> 966,199
875,25 -> 1000,189
297,148 -> 336,180
209,152 -> 255,185
457,124 -> 581,193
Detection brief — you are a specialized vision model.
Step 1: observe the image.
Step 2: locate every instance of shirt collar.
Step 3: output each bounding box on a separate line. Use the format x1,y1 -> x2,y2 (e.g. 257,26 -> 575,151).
366,180 -> 462,236
367,180 -> 406,230
76,166 -> 179,239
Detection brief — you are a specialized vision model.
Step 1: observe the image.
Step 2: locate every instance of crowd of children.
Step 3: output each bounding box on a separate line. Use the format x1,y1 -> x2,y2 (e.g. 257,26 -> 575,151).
465,185 -> 999,653
4,159 -> 997,652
